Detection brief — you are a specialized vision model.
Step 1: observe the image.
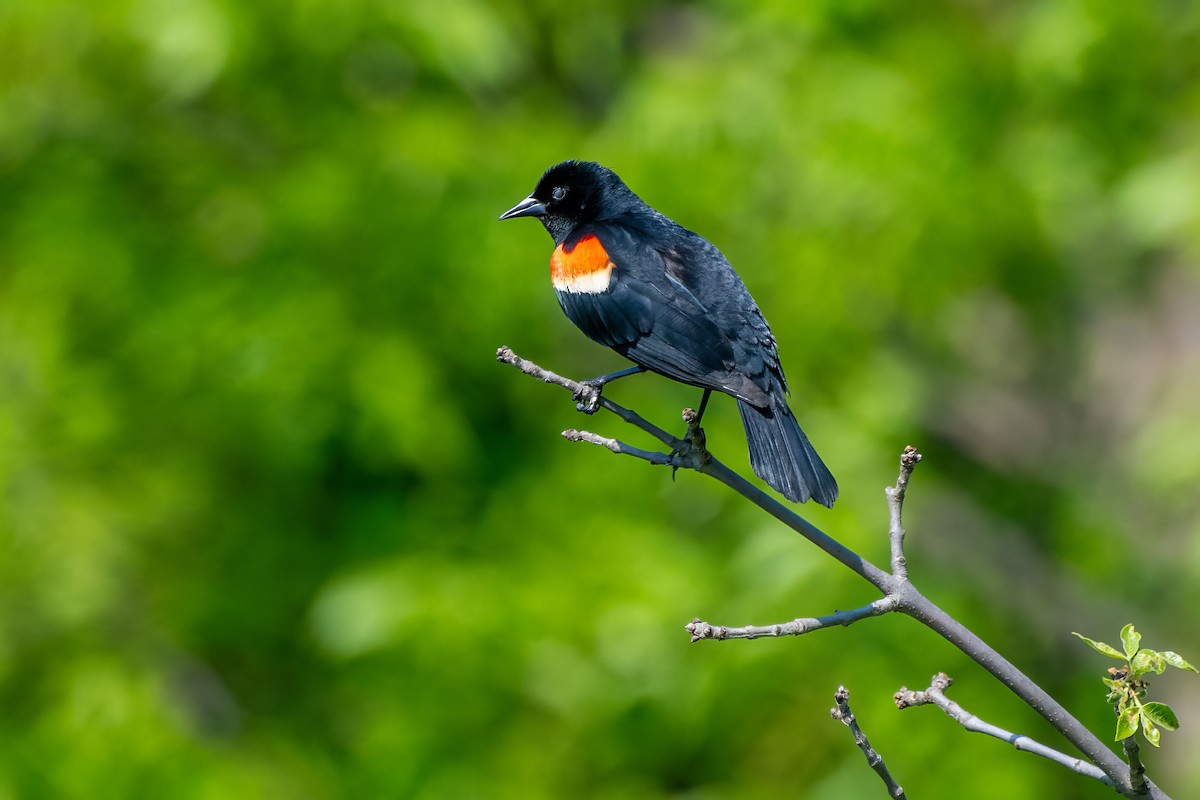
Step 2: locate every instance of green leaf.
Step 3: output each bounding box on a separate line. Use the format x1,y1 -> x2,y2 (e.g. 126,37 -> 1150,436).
1131,649 -> 1165,676
1115,708 -> 1138,740
1141,702 -> 1179,731
1073,632 -> 1126,660
1161,651 -> 1200,673
1121,624 -> 1141,659
1142,716 -> 1161,747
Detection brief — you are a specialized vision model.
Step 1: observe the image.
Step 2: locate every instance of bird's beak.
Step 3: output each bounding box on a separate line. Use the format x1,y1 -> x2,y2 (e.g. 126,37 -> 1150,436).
499,195 -> 546,221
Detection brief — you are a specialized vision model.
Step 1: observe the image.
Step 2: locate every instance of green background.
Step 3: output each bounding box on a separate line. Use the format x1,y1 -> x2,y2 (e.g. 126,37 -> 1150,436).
2,1 -> 1199,797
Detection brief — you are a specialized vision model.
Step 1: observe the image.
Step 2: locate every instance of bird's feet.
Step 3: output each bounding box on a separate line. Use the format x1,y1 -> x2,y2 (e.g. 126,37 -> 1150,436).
572,366 -> 645,414
670,407 -> 711,474
573,380 -> 604,414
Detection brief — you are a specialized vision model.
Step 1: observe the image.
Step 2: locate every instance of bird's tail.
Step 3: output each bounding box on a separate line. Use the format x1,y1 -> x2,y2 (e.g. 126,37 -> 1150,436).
737,397 -> 838,507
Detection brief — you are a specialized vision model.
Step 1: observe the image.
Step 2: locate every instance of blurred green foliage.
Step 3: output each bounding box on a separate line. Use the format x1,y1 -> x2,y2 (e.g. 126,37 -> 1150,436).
2,1 -> 1200,798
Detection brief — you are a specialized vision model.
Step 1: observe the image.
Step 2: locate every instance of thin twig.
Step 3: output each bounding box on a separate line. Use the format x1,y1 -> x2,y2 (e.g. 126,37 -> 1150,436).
686,597 -> 897,642
894,673 -> 1115,786
561,429 -> 675,465
562,409 -> 716,475
497,346 -> 681,446
832,686 -> 907,799
886,446 -> 921,580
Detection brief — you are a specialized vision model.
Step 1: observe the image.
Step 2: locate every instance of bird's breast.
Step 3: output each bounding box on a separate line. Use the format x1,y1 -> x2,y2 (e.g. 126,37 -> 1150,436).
551,234 -> 614,294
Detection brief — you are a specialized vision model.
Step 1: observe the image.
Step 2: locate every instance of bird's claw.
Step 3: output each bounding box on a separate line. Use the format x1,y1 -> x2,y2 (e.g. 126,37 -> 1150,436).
573,381 -> 603,414
668,408 -> 710,478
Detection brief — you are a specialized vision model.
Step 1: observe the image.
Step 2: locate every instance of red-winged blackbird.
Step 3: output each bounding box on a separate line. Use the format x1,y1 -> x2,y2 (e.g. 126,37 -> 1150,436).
500,161 -> 838,507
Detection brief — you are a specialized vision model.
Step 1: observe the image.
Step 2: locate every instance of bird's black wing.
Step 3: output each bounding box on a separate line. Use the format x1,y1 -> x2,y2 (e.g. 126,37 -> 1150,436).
651,228 -> 788,400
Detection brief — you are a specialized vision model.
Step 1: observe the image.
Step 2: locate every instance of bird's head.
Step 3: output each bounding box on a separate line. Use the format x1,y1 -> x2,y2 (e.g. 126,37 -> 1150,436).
499,160 -> 639,243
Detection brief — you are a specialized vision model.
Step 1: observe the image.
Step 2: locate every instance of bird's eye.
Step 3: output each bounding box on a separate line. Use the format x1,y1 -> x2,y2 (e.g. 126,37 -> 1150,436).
552,187 -> 566,201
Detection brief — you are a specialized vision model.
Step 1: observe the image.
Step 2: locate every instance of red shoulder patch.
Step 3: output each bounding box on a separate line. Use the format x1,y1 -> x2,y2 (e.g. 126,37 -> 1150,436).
551,234 -> 614,294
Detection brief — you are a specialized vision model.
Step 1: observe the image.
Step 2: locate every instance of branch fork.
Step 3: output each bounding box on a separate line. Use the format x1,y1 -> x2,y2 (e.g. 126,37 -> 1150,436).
895,673 -> 1114,786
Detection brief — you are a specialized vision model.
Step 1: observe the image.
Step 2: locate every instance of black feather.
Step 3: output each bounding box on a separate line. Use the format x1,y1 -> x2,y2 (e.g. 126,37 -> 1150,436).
738,397 -> 838,507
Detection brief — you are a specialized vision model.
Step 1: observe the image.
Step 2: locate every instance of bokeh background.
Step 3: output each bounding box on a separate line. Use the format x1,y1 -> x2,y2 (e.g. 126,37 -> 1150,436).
3,1 -> 1199,798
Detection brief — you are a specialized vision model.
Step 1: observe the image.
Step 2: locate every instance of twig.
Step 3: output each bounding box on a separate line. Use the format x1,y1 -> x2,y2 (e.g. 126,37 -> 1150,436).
686,597 -> 897,642
561,429 -> 674,465
497,346 -> 1172,799
832,686 -> 906,799
886,446 -> 921,580
562,409 -> 716,476
497,346 -> 681,446
894,673 -> 1114,786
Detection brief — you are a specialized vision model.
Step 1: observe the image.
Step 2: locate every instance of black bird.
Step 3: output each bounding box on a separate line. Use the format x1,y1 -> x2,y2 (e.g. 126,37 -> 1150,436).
500,161 -> 838,507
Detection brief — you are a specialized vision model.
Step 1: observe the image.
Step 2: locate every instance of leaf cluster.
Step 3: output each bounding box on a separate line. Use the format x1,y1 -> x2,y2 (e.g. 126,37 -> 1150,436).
1073,625 -> 1198,747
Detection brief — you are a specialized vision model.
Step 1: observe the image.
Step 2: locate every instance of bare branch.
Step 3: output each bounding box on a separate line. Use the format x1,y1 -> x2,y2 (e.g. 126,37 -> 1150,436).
497,346 -> 680,446
886,445 -> 921,580
686,597 -> 897,642
832,686 -> 907,799
561,429 -> 674,465
562,406 -> 713,471
895,673 -> 1115,787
